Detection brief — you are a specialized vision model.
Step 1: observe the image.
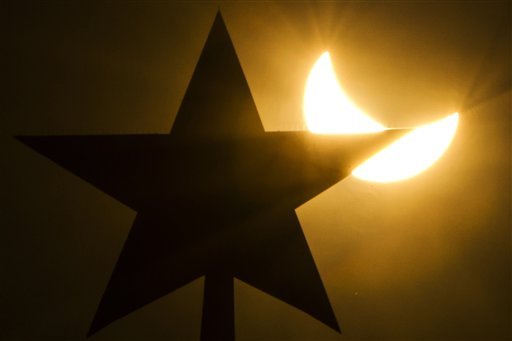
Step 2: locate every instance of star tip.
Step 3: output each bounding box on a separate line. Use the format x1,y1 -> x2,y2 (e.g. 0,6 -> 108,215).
86,321 -> 102,339
14,135 -> 46,151
214,8 -> 224,20
329,319 -> 342,334
384,127 -> 413,136
335,324 -> 342,334
85,328 -> 95,339
86,312 -> 110,339
14,135 -> 33,145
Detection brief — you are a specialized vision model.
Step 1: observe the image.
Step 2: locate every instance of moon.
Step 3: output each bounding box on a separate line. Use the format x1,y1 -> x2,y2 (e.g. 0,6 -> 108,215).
304,52 -> 459,183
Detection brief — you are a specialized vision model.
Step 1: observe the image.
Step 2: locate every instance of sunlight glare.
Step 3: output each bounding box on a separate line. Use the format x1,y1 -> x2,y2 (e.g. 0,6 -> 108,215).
352,113 -> 459,183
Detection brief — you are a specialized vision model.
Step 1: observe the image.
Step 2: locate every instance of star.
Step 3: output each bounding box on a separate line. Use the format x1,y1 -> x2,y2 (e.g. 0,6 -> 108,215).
17,12 -> 404,340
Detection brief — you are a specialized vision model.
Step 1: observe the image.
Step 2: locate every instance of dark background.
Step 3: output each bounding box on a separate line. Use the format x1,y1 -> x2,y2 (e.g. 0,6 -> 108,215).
1,1 -> 510,340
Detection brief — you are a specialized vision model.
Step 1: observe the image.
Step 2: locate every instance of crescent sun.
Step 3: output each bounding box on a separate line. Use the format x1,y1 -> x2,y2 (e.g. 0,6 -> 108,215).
304,52 -> 459,183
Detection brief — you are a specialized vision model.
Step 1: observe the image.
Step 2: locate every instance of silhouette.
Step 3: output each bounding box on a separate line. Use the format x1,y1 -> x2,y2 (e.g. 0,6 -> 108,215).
16,12 -> 406,340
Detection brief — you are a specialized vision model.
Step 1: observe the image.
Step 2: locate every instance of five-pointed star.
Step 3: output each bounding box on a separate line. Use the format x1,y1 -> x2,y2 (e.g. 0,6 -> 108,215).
17,12 -> 404,340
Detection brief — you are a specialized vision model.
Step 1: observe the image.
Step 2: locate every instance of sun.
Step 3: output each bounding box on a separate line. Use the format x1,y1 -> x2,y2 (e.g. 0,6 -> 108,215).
304,52 -> 385,134
304,52 -> 459,183
352,113 -> 459,182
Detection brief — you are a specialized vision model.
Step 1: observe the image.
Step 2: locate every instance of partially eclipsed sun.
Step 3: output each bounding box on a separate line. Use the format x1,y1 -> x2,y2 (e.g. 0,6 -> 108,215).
304,52 -> 459,183
352,113 -> 459,182
304,52 -> 385,134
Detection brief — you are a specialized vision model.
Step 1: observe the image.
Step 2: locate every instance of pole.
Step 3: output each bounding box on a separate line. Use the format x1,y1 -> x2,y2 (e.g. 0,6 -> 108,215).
200,273 -> 235,341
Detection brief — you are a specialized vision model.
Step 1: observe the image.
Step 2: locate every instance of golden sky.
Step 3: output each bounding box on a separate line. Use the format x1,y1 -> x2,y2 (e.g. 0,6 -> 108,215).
2,2 -> 510,340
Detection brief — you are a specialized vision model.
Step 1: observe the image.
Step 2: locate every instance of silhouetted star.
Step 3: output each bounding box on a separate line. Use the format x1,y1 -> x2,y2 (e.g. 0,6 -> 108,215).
17,12 -> 405,341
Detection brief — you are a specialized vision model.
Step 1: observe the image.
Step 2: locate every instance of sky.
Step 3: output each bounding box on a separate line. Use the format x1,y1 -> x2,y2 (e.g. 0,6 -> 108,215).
2,1 -> 510,340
